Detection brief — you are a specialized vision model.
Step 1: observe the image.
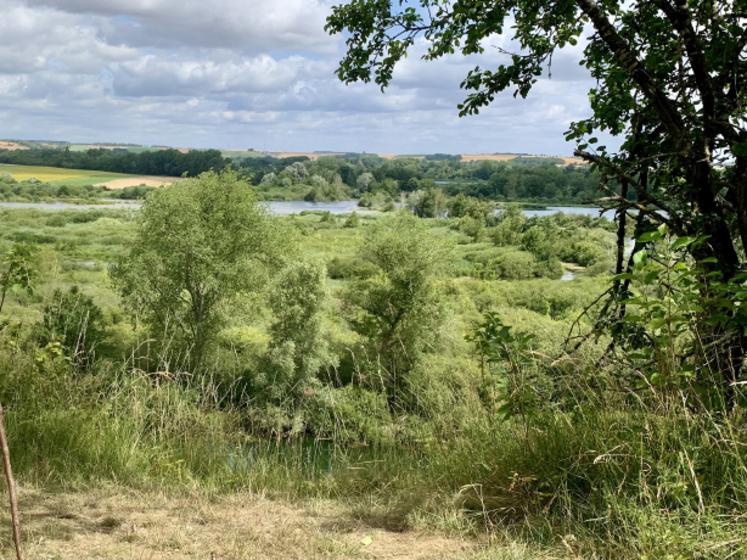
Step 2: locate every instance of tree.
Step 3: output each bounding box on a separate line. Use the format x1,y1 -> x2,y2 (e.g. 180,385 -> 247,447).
345,213 -> 449,411
112,170 -> 287,371
327,0 -> 747,398
259,261 -> 335,405
356,171 -> 376,193
409,186 -> 448,218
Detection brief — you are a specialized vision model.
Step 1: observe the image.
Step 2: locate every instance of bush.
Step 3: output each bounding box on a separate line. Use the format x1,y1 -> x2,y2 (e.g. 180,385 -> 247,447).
486,248 -> 562,280
40,286 -> 106,369
326,255 -> 378,280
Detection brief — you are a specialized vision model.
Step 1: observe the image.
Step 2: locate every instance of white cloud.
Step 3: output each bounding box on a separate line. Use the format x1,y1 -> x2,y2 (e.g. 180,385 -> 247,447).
24,0 -> 336,53
0,0 -> 602,153
110,54 -> 316,97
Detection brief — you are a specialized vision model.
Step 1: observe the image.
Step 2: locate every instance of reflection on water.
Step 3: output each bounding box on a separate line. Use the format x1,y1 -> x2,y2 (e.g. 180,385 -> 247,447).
560,270 -> 576,282
521,206 -> 615,219
265,200 -> 363,215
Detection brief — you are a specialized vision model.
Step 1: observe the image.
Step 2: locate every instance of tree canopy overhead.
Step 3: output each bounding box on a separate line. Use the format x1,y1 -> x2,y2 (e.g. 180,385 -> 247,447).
327,0 -> 747,398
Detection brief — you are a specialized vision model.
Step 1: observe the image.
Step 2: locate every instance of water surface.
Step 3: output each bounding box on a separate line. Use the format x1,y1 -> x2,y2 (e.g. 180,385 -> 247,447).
0,199 -> 613,218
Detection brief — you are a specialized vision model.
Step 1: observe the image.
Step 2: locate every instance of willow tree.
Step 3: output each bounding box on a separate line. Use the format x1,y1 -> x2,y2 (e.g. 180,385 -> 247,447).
112,170 -> 288,371
327,1 -> 746,399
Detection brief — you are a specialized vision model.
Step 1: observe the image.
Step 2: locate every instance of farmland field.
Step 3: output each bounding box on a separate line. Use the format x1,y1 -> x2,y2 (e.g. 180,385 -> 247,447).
0,163 -> 178,188
66,143 -> 154,154
0,141 -> 29,151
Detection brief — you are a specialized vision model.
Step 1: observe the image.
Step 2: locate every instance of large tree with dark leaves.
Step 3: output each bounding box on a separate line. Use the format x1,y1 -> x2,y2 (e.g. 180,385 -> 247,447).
326,1 -> 746,399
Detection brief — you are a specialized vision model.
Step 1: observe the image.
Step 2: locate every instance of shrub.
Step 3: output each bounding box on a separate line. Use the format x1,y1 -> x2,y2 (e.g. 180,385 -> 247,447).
40,286 -> 106,369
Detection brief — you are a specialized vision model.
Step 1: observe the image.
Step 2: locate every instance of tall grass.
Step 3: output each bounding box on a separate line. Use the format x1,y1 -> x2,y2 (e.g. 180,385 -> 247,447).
1,208 -> 744,558
3,339 -> 745,558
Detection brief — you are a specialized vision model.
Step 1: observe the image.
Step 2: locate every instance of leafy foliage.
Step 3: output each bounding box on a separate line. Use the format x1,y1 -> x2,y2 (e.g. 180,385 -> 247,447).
0,242 -> 36,315
40,286 -> 105,370
256,261 -> 337,415
327,0 -> 747,397
345,213 -> 450,411
0,147 -> 225,177
111,170 -> 288,370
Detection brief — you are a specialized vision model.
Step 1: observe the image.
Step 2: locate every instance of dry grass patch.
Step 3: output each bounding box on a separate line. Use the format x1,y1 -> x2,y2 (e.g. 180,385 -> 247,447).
95,177 -> 180,189
0,487 -> 551,560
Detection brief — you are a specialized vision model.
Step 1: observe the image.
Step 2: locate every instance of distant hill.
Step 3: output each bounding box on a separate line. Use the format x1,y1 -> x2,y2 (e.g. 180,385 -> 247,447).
1,139 -> 583,164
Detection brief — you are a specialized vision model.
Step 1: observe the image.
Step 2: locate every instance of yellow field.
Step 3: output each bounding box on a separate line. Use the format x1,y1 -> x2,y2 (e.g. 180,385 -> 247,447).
0,163 -> 178,188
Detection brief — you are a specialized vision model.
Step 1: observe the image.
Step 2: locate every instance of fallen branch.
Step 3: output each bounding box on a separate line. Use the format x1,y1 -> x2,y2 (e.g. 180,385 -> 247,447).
0,403 -> 22,560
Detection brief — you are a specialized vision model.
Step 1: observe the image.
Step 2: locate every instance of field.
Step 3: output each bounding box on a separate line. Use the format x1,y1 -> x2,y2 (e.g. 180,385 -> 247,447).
219,149 -> 584,163
0,163 -> 178,188
0,141 -> 28,151
2,140 -> 586,165
66,143 -> 154,154
459,153 -> 585,165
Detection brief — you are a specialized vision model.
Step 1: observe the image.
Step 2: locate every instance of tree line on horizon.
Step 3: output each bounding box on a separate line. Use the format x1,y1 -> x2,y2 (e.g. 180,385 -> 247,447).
0,145 -> 602,203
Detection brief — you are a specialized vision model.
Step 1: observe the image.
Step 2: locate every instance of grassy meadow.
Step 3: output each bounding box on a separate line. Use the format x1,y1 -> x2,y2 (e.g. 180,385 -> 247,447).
0,175 -> 745,559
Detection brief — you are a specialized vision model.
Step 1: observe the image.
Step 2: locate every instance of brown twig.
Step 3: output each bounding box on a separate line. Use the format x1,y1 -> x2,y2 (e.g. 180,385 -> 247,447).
0,403 -> 23,560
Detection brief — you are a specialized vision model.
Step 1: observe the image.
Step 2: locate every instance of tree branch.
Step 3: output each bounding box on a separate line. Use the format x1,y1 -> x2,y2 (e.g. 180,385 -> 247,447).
575,0 -> 686,140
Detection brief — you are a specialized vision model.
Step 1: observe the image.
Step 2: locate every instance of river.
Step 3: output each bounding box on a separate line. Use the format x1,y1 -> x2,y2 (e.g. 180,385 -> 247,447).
0,199 -> 612,218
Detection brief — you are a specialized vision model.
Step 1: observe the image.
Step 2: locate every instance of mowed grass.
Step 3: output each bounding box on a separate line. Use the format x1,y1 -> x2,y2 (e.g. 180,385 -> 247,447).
0,163 -> 131,186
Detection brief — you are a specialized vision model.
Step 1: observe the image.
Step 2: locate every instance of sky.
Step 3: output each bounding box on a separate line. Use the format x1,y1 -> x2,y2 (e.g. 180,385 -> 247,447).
0,0 -> 600,155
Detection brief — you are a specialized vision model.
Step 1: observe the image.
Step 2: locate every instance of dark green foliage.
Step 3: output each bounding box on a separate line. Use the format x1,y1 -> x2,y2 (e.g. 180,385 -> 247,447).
252,262 -> 337,434
238,153 -> 601,203
345,213 -> 449,411
326,0 -> 747,400
1,167 -> 746,557
468,312 -> 544,418
40,286 -> 105,369
0,147 -> 225,177
408,187 -> 448,218
0,242 -> 36,314
614,226 -> 747,404
326,255 -> 378,280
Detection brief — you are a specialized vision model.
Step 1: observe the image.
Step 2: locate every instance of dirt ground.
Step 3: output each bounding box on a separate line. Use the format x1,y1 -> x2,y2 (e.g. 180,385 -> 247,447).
0,487 -> 544,560
95,177 -> 180,189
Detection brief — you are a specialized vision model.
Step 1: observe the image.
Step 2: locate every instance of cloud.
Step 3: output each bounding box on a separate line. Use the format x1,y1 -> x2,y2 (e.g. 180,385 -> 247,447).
110,55 -> 316,97
0,0 -> 603,154
24,0 -> 336,53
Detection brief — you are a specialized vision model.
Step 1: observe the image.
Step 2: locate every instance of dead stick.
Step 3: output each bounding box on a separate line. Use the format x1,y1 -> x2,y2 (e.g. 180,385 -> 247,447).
0,403 -> 22,560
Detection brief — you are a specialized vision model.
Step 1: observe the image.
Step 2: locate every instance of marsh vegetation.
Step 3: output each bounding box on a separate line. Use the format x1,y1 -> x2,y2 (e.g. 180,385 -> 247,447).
0,168 -> 744,558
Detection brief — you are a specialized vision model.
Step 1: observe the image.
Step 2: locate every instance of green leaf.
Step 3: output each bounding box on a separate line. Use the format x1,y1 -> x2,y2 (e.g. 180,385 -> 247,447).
670,236 -> 695,250
638,231 -> 660,243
